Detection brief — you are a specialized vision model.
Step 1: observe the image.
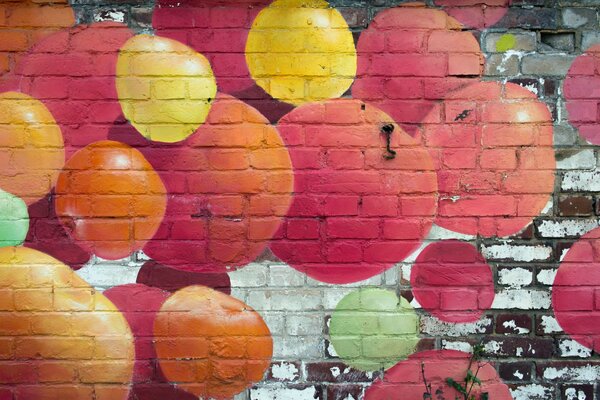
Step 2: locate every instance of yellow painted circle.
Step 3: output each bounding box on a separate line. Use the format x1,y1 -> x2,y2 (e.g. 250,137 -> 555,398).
245,0 -> 357,105
116,34 -> 217,143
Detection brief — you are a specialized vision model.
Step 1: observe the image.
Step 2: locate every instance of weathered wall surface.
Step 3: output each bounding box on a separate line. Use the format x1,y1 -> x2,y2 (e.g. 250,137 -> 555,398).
0,0 -> 599,399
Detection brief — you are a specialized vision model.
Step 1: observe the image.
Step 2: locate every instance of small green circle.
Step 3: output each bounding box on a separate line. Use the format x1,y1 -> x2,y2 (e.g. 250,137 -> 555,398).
330,288 -> 420,371
0,190 -> 29,247
496,33 -> 516,52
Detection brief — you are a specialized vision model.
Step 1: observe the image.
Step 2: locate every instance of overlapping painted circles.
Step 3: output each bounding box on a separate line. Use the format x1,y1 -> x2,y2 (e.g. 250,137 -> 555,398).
116,34 -> 217,143
422,81 -> 555,237
411,240 -> 495,323
153,286 -> 272,399
0,92 -> 64,204
55,140 -> 167,260
353,3 -> 483,136
143,94 -> 293,273
553,226 -> 600,352
0,247 -> 135,399
271,99 -> 437,284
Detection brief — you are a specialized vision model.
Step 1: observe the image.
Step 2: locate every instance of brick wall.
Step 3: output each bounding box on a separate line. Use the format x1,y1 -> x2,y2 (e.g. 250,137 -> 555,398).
1,0 -> 600,399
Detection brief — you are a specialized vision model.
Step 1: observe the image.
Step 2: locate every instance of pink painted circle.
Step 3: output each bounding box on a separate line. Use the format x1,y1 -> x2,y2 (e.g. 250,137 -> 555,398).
564,44 -> 600,144
270,99 -> 438,284
352,4 -> 483,136
364,350 -> 512,400
153,0 -> 272,94
411,240 -> 495,323
553,226 -> 600,352
422,81 -> 555,237
434,0 -> 512,29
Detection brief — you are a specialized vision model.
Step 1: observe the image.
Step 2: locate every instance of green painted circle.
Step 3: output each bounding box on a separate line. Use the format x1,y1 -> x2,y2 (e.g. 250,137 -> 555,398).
0,190 -> 29,247
329,288 -> 420,371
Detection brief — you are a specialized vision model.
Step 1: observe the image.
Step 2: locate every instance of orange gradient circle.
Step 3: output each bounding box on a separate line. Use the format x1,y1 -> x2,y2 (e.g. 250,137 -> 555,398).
0,92 -> 64,204
0,246 -> 134,399
55,140 -> 167,260
153,286 -> 272,399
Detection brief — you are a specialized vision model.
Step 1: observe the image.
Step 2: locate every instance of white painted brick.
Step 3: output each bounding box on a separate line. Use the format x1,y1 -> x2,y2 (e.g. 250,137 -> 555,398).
539,315 -> 563,334
441,340 -> 473,352
510,384 -> 555,400
251,386 -> 318,400
273,336 -> 323,358
482,243 -> 553,262
420,315 -> 492,337
229,263 -> 268,287
306,274 -> 382,287
76,262 -> 140,290
491,289 -> 551,310
270,362 -> 300,381
263,313 -> 286,336
498,267 -> 533,288
268,264 -> 305,287
536,219 -> 599,238
270,289 -> 322,311
536,269 -> 557,285
562,169 -> 600,191
246,290 -> 273,311
558,339 -> 592,358
322,288 -> 356,310
556,149 -> 595,170
286,314 -> 324,336
543,365 -> 600,381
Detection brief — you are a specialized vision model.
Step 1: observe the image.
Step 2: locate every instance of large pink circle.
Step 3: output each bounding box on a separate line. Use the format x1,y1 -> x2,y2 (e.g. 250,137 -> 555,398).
411,240 -> 495,323
352,4 -> 483,136
553,226 -> 600,351
153,0 -> 272,94
365,350 -> 512,400
270,99 -> 437,284
434,0 -> 512,29
16,22 -> 133,159
565,44 -> 600,144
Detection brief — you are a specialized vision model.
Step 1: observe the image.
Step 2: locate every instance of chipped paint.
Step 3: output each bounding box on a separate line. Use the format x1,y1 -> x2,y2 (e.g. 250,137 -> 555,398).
498,268 -> 533,288
502,320 -> 530,334
559,339 -> 592,358
420,315 -> 493,337
540,315 -> 563,334
271,362 -> 299,381
492,289 -> 551,310
482,243 -> 552,262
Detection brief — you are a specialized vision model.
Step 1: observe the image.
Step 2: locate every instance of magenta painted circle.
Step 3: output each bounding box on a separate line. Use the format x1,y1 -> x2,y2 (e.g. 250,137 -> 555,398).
270,99 -> 437,284
553,226 -> 600,351
565,44 -> 600,144
411,240 -> 495,323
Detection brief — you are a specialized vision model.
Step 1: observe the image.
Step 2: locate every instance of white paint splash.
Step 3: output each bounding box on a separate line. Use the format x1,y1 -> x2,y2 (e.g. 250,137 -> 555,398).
502,320 -> 530,334
498,268 -> 533,288
271,362 -> 299,381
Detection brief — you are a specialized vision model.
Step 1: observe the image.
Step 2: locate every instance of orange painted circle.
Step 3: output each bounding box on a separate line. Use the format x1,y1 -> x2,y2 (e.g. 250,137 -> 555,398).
0,92 -> 64,204
143,94 -> 294,272
0,246 -> 134,399
153,286 -> 273,399
55,140 -> 167,260
423,81 -> 555,237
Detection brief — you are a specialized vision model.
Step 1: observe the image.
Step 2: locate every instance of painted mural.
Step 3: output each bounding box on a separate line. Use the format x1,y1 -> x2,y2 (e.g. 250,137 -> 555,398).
0,0 -> 595,399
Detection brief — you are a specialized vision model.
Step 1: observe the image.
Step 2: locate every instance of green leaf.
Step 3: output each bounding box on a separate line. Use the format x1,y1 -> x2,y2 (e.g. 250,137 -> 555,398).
446,378 -> 467,395
423,393 -> 432,399
481,393 -> 489,400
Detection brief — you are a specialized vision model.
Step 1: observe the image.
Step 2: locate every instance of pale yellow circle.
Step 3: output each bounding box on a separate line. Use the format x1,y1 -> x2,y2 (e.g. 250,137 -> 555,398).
245,0 -> 357,105
116,34 -> 217,143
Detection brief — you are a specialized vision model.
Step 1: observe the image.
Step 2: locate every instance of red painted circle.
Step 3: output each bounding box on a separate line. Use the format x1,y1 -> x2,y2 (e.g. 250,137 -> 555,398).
353,4 -> 483,136
434,0 -> 512,29
553,226 -> 600,351
423,81 -> 555,237
270,99 -> 437,284
153,0 -> 272,94
142,94 -> 293,273
565,44 -> 600,145
411,240 -> 495,323
364,350 -> 512,400
16,22 -> 134,159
